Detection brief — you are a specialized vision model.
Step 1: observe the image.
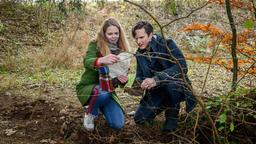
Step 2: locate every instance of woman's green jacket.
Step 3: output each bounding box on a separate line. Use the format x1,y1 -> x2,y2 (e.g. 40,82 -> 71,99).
76,41 -> 123,110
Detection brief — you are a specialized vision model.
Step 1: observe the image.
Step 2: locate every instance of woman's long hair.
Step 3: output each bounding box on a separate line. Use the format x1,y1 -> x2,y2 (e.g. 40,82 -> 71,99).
96,18 -> 129,56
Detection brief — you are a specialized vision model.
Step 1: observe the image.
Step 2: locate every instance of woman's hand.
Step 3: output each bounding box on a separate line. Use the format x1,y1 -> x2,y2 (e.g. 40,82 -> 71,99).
141,78 -> 156,90
117,75 -> 128,84
98,54 -> 119,65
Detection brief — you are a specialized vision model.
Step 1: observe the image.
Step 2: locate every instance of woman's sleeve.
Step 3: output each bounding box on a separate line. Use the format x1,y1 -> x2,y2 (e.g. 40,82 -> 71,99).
83,41 -> 100,70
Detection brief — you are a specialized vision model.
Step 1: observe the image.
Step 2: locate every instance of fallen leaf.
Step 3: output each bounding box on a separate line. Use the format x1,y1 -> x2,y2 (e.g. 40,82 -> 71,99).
5,129 -> 17,136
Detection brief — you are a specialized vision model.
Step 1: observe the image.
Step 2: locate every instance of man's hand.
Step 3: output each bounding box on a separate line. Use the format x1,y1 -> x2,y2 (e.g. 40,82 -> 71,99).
117,75 -> 128,84
141,78 -> 156,90
98,54 -> 119,65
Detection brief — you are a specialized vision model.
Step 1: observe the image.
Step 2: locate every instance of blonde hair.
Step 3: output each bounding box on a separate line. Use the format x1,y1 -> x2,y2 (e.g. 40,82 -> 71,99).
96,18 -> 129,56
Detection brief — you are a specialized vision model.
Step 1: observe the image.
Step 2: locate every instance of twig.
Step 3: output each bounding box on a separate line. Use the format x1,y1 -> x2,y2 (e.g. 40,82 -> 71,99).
237,49 -> 256,62
124,1 -> 220,143
170,132 -> 193,144
200,36 -> 223,95
193,109 -> 200,143
124,0 -> 162,29
232,61 -> 256,90
198,126 -> 213,144
162,2 -> 210,28
250,0 -> 256,19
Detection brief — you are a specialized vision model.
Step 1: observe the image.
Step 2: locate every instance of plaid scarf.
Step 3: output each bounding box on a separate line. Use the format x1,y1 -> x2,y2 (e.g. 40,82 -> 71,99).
85,85 -> 99,113
99,66 -> 114,92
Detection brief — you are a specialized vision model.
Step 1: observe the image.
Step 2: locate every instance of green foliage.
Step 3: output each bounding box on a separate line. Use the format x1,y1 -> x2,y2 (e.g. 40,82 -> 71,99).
205,87 -> 256,135
35,0 -> 52,10
229,122 -> 234,132
0,1 -> 72,72
70,0 -> 83,13
126,73 -> 135,88
0,22 -> 6,33
164,0 -> 178,16
52,13 -> 66,24
217,111 -> 229,132
35,0 -> 49,4
96,0 -> 106,9
218,112 -> 227,124
0,68 -> 82,92
243,19 -> 254,29
36,69 -> 81,86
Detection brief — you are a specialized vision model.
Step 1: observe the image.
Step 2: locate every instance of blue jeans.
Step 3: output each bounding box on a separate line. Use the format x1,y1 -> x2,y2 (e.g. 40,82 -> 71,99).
88,85 -> 124,129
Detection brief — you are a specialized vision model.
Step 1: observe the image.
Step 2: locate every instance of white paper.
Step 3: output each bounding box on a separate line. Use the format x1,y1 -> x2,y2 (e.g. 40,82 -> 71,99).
108,52 -> 132,78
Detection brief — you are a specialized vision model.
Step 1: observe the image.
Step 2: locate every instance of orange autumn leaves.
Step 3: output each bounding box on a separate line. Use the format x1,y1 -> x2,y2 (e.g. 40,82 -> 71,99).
180,23 -> 255,75
209,0 -> 255,12
181,23 -> 255,46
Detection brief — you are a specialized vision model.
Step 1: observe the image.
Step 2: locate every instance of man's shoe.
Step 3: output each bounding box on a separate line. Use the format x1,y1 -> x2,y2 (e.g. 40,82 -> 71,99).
162,119 -> 177,133
83,113 -> 96,131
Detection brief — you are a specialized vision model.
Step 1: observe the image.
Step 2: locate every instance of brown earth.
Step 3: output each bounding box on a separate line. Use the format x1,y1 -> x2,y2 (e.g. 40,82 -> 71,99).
1,1 -> 255,143
0,87 -> 196,144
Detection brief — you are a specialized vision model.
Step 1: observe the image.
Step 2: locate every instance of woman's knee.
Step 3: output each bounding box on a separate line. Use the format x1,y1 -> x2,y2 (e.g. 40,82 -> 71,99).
109,122 -> 124,129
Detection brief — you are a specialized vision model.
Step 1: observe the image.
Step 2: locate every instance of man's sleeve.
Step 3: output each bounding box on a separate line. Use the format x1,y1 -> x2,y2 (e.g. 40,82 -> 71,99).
135,57 -> 143,81
153,39 -> 188,81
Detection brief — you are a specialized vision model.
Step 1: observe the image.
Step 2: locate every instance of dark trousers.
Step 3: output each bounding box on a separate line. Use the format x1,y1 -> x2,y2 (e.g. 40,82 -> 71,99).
134,84 -> 182,124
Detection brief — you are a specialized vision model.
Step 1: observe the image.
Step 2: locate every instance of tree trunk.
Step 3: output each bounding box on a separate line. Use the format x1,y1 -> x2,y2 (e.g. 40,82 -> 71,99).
251,0 -> 256,19
225,0 -> 238,91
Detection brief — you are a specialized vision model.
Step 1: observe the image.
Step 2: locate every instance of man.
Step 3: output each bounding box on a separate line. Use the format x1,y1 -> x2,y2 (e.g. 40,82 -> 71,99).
131,21 -> 196,132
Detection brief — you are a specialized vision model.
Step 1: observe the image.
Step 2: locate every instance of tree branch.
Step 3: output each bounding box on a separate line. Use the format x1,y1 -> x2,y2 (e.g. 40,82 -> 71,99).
162,1 -> 209,28
225,0 -> 238,92
200,36 -> 223,95
250,0 -> 256,19
124,0 -> 220,143
123,0 -> 162,29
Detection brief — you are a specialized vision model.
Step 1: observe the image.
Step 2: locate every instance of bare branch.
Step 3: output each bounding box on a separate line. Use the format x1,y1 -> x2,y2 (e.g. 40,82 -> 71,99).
124,1 -> 221,143
200,36 -> 223,95
225,0 -> 238,91
162,1 -> 210,28
124,0 -> 162,29
233,61 -> 256,89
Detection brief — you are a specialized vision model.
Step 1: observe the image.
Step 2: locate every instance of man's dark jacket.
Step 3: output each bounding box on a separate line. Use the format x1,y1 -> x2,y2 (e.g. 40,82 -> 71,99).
135,34 -> 196,112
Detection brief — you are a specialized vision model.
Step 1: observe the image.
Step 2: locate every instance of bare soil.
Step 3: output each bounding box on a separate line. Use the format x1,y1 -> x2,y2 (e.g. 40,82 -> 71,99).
0,87 -> 193,144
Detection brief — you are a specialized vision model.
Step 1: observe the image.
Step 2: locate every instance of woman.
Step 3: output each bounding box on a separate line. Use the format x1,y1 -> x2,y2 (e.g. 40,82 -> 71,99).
76,18 -> 130,131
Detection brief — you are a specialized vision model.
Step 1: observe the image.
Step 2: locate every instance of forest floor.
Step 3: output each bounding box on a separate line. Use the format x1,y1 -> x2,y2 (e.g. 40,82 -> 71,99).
0,1 -> 255,144
1,62 -> 255,144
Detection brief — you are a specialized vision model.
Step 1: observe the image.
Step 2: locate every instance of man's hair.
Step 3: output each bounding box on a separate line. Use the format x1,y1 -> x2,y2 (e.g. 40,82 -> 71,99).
132,21 -> 153,38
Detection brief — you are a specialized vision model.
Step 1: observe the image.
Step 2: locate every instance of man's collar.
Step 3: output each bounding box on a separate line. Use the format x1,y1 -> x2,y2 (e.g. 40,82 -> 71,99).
148,34 -> 158,50
137,48 -> 147,53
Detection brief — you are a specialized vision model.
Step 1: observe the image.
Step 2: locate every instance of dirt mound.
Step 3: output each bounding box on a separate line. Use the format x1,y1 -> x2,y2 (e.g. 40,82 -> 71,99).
0,94 -> 79,144
0,94 -> 192,144
0,1 -> 61,48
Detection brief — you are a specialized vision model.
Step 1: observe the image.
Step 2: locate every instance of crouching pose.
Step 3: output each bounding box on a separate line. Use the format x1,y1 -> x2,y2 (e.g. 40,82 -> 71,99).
76,18 -> 130,131
132,21 -> 196,132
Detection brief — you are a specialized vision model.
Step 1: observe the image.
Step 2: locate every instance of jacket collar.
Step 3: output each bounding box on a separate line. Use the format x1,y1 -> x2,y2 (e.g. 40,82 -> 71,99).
148,34 -> 162,52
